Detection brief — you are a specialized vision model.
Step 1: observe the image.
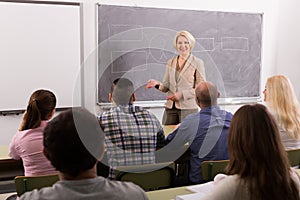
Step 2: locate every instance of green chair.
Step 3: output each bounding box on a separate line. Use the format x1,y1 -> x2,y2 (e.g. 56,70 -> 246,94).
14,174 -> 59,196
287,148 -> 300,167
115,162 -> 175,191
201,160 -> 229,182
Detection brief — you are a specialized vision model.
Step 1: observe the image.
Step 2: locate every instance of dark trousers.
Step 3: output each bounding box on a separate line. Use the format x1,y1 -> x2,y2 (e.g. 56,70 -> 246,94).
162,104 -> 198,125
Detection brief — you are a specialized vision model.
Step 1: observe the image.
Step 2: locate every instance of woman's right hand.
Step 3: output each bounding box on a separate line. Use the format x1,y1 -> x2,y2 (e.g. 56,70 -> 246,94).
18,111 -> 27,131
145,79 -> 159,89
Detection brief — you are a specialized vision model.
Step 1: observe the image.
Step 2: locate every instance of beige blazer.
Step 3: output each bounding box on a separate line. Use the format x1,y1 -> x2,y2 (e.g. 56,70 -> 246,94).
159,54 -> 206,109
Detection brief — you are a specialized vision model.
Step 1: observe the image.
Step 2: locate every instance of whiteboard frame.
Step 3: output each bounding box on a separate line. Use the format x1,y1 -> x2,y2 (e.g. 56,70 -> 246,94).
0,0 -> 84,112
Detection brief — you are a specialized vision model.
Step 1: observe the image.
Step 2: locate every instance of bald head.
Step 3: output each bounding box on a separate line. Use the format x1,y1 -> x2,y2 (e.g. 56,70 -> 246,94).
195,81 -> 220,107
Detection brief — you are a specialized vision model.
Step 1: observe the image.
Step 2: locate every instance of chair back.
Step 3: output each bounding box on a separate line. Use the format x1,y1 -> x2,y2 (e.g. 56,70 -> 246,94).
201,160 -> 229,182
115,162 -> 174,191
287,149 -> 300,167
14,174 -> 59,196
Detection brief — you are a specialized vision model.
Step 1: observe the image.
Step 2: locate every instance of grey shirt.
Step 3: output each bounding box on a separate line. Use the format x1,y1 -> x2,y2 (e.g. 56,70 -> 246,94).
20,176 -> 148,200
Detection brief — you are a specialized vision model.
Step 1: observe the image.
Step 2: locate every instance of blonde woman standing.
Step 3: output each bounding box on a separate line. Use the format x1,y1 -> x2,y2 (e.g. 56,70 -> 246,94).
146,30 -> 206,125
263,75 -> 300,149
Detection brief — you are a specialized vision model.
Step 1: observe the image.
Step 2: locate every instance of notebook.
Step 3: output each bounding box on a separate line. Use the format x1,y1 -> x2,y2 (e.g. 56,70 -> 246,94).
175,192 -> 206,200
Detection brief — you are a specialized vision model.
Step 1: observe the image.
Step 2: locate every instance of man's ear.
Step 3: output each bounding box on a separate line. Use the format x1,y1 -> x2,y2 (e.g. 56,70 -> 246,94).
109,93 -> 113,102
43,148 -> 50,160
131,93 -> 136,102
47,109 -> 55,120
195,96 -> 200,106
217,92 -> 220,98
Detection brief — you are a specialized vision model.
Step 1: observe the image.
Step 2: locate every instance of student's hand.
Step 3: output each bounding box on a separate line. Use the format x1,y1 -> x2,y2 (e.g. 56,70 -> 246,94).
145,79 -> 159,89
174,123 -> 180,130
18,111 -> 27,131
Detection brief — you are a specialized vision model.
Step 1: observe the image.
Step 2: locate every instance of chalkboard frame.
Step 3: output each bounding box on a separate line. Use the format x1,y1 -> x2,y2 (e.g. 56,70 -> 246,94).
96,4 -> 263,106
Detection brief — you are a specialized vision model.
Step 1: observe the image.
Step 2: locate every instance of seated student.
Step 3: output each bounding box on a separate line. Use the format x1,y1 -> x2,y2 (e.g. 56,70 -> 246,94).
20,108 -> 148,200
9,89 -> 57,176
98,78 -> 165,179
264,75 -> 300,150
200,104 -> 300,200
166,81 -> 233,184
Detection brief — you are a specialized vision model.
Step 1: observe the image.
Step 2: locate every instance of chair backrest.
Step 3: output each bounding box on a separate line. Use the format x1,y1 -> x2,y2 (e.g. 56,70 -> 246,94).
14,174 -> 59,196
201,160 -> 229,182
115,162 -> 174,191
287,149 -> 300,167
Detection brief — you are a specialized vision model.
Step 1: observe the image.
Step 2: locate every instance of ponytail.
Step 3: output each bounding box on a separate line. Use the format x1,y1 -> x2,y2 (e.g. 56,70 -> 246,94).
19,90 -> 56,131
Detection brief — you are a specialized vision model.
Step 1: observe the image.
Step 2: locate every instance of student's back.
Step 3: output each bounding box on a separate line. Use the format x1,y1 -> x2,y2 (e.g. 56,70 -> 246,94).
21,176 -> 147,200
20,108 -> 148,200
98,78 -> 165,179
9,89 -> 57,176
166,82 -> 232,184
9,121 -> 56,175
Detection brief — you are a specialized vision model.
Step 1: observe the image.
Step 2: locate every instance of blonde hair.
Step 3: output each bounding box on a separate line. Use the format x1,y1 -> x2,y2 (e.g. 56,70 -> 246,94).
265,75 -> 300,139
173,30 -> 196,50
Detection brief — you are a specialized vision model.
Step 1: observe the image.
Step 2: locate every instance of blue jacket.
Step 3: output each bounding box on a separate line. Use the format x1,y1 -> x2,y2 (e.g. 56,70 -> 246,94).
166,106 -> 232,183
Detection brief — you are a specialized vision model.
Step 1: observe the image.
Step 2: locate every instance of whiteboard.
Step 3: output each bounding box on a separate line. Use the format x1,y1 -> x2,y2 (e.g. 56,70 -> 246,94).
0,1 -> 82,111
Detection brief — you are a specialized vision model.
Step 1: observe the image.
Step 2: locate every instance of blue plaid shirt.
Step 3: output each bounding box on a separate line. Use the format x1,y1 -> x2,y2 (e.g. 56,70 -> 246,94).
98,105 -> 165,178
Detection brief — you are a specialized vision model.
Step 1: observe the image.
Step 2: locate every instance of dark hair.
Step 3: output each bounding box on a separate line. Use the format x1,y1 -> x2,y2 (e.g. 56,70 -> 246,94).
20,89 -> 56,131
110,78 -> 134,105
227,104 -> 299,200
43,108 -> 104,177
195,81 -> 218,106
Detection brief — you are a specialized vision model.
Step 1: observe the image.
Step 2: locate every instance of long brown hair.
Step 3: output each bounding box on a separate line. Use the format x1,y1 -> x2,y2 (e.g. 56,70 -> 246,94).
227,104 -> 299,200
20,89 -> 56,131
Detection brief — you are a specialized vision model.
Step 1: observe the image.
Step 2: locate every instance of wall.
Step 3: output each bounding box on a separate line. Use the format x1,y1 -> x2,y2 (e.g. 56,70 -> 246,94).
276,0 -> 300,99
1,0 -> 280,145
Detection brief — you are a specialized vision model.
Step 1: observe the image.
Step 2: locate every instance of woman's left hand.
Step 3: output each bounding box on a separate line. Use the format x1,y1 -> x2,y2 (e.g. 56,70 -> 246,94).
166,92 -> 182,101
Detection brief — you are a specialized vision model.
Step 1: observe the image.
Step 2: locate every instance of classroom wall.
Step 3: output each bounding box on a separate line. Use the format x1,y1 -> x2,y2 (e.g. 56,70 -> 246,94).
276,0 -> 300,99
1,0 -> 282,145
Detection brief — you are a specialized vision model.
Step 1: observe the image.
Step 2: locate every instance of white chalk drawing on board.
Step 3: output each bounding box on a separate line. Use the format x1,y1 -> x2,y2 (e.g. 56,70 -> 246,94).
194,38 -> 215,52
148,33 -> 171,63
221,37 -> 249,51
97,27 -> 226,103
109,24 -> 143,41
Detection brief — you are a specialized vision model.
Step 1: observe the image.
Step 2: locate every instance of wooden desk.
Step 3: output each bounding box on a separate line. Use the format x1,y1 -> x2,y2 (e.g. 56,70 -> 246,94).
0,145 -> 10,160
295,169 -> 300,176
146,186 -> 193,200
163,125 -> 177,136
0,192 -> 17,200
0,145 -> 24,181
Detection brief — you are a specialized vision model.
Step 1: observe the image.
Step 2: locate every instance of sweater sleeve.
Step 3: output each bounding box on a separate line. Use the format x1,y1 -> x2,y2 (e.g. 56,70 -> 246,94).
9,134 -> 21,160
199,175 -> 241,200
158,59 -> 173,93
